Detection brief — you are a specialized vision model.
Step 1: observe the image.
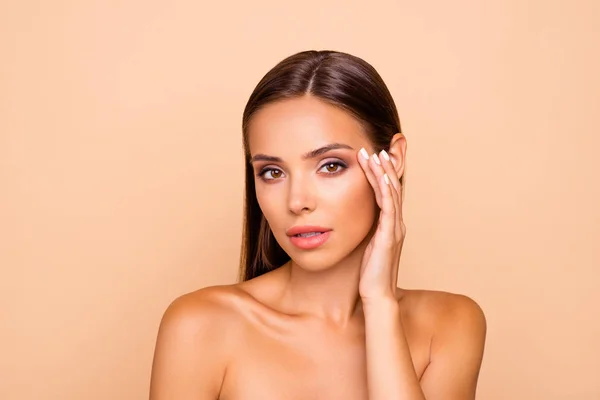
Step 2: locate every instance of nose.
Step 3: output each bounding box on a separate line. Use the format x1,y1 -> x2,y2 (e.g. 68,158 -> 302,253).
287,174 -> 316,215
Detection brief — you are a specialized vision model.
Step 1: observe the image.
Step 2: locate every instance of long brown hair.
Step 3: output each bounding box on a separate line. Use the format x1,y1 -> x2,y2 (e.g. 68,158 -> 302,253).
238,50 -> 403,282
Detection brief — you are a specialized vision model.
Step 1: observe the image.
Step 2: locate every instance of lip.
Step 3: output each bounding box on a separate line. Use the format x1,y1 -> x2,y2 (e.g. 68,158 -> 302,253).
286,225 -> 332,237
288,231 -> 331,250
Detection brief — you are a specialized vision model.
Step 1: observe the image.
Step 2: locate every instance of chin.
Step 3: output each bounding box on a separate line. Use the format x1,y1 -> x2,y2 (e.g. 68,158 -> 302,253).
287,251 -> 342,272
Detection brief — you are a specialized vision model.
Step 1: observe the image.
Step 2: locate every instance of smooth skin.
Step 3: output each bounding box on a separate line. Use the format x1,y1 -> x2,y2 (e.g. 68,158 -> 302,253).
149,96 -> 487,399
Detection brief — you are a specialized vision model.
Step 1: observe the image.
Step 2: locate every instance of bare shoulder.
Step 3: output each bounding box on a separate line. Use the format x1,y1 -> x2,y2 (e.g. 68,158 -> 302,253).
399,289 -> 487,398
150,284 -> 252,399
398,288 -> 487,332
156,284 -> 256,346
163,284 -> 248,318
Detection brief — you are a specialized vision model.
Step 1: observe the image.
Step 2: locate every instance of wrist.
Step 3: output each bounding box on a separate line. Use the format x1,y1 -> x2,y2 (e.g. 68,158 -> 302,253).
360,294 -> 399,313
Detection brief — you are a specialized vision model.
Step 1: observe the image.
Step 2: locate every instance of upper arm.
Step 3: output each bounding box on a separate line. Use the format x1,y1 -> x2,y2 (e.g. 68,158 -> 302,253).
149,292 -> 231,400
419,295 -> 487,400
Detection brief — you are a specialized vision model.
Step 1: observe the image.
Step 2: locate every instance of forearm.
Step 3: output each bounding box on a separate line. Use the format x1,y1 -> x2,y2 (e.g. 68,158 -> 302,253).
363,297 -> 426,400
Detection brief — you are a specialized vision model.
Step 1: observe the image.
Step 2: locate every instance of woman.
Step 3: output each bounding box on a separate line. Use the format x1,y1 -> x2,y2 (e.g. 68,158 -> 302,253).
149,50 -> 487,400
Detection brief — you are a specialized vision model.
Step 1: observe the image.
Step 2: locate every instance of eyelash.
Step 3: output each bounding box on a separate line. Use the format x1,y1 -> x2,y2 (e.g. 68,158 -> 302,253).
257,160 -> 348,181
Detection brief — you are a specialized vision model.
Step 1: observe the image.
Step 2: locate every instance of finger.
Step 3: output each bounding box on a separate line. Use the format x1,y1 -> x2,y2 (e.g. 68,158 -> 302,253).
357,147 -> 383,207
367,151 -> 394,232
377,172 -> 396,243
369,152 -> 396,219
383,161 -> 401,239
379,151 -> 401,194
379,150 -> 403,235
378,169 -> 402,287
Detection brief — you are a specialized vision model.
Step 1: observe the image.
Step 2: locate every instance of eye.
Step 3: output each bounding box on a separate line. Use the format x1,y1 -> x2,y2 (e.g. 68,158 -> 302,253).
318,161 -> 347,175
258,167 -> 284,181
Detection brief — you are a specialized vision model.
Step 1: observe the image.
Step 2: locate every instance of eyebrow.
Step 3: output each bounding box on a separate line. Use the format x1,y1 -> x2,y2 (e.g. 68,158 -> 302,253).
250,142 -> 354,163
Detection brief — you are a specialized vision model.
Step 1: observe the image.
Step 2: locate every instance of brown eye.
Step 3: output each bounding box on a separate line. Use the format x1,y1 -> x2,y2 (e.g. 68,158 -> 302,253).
319,161 -> 347,174
325,163 -> 339,173
258,167 -> 284,180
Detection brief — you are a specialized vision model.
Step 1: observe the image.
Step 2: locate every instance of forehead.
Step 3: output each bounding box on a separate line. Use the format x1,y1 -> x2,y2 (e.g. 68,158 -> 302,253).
247,96 -> 369,157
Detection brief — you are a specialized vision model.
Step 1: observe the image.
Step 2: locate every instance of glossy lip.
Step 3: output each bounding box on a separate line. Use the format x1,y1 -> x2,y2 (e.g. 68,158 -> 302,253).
286,225 -> 332,237
288,231 -> 331,250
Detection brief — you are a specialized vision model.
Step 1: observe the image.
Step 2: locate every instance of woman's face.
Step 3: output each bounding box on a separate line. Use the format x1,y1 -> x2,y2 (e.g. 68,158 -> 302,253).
247,95 -> 378,271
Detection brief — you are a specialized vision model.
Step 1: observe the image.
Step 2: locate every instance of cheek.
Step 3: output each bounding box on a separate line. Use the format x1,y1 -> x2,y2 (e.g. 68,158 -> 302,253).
255,184 -> 281,228
326,172 -> 377,231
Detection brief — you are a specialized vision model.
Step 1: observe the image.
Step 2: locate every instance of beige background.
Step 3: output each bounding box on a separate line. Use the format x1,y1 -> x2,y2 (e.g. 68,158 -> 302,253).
1,1 -> 599,399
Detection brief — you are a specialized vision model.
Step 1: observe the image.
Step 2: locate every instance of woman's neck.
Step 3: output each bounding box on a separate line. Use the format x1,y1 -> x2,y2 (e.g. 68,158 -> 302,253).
277,245 -> 367,328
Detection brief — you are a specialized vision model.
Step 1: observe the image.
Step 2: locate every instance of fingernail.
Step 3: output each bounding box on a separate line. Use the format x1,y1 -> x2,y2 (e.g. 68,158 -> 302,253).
380,150 -> 390,161
359,147 -> 369,160
384,173 -> 390,184
372,153 -> 381,165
